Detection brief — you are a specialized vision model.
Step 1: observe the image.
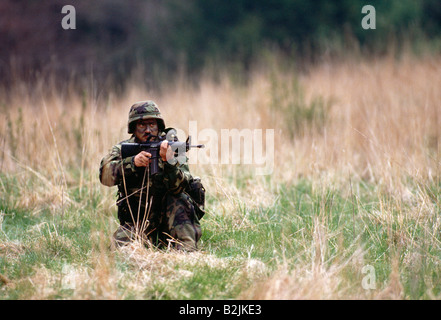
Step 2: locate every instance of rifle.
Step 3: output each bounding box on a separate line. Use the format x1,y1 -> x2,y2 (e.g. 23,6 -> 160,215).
121,135 -> 204,175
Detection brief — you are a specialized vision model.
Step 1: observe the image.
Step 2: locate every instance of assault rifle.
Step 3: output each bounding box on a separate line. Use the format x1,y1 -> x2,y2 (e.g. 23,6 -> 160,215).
121,134 -> 204,175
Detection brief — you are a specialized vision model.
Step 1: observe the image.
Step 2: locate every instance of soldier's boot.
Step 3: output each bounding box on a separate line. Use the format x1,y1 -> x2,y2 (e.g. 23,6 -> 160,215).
172,222 -> 202,251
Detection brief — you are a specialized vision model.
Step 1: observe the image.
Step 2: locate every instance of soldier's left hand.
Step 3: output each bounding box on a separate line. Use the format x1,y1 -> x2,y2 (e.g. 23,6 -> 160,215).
160,141 -> 174,162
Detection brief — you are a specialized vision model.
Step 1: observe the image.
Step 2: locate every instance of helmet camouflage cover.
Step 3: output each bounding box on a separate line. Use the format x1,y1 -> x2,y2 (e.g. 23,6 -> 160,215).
127,100 -> 166,134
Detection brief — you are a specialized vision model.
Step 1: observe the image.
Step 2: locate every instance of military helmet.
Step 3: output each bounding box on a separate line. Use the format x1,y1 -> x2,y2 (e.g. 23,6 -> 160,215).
127,100 -> 165,134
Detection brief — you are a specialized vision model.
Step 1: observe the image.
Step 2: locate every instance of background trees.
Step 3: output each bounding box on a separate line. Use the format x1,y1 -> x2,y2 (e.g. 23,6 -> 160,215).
1,0 -> 440,91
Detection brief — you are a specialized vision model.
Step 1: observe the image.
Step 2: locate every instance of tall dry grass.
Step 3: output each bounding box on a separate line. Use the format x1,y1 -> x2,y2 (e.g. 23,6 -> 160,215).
1,52 -> 441,299
1,53 -> 440,206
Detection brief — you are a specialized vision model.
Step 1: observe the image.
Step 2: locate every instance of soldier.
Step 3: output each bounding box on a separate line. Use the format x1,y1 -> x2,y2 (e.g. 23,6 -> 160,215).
99,100 -> 204,251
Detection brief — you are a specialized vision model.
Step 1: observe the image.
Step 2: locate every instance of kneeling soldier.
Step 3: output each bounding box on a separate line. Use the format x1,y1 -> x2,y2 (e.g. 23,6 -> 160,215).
99,100 -> 204,251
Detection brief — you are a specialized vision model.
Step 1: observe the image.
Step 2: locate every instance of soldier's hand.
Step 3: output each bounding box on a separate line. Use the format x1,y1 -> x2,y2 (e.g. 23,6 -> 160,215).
134,151 -> 152,167
160,141 -> 174,162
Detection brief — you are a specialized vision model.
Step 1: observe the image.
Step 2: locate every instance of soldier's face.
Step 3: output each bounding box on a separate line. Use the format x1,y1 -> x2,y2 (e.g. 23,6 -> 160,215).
135,119 -> 159,142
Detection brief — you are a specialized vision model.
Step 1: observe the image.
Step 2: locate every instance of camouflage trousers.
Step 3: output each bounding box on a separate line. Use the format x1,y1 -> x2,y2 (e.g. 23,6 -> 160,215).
113,192 -> 202,251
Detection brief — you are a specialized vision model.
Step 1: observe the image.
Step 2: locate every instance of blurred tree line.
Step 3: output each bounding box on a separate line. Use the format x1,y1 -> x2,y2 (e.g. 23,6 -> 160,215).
1,0 -> 440,92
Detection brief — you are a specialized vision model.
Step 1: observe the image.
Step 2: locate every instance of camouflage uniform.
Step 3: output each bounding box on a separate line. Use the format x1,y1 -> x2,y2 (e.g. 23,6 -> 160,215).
99,101 -> 203,251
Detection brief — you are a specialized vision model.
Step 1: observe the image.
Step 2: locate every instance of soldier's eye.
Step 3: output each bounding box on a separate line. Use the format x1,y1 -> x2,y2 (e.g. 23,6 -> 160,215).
138,121 -> 156,128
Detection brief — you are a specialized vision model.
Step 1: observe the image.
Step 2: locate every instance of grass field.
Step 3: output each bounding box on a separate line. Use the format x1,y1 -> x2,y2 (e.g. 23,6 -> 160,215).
1,52 -> 441,299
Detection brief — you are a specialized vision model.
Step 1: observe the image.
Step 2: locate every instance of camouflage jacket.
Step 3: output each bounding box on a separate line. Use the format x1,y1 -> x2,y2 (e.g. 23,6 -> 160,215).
99,131 -> 192,204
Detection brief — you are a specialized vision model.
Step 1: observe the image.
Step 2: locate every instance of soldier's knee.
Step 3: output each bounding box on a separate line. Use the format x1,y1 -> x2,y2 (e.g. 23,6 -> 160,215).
165,193 -> 194,218
112,223 -> 135,247
164,192 -> 202,251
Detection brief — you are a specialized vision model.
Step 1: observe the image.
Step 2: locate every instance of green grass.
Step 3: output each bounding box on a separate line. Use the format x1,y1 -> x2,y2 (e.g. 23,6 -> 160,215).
1,172 -> 441,299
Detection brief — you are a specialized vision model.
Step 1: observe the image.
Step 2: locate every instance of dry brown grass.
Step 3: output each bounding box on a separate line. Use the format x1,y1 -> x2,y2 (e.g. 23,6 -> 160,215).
1,53 -> 441,299
2,54 -> 440,190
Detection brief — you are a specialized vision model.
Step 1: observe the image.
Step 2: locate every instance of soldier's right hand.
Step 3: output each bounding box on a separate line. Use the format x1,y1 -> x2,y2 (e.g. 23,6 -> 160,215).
134,151 -> 152,167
